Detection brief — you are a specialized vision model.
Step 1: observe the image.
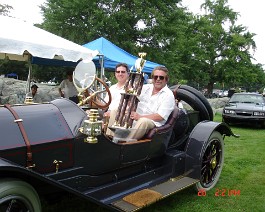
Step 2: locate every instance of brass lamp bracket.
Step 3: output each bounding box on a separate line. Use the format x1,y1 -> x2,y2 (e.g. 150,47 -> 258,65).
53,160 -> 62,173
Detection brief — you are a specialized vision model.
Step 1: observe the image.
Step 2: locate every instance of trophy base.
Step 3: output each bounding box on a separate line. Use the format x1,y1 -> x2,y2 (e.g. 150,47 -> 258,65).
108,126 -> 137,143
108,126 -> 131,137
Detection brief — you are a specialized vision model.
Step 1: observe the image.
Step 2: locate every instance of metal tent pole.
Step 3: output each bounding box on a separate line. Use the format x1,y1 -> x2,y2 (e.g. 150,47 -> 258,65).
99,54 -> 105,98
25,56 -> 32,94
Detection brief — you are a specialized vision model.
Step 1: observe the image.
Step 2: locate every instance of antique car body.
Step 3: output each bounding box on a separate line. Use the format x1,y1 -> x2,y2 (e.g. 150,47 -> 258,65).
0,82 -> 237,211
222,92 -> 265,127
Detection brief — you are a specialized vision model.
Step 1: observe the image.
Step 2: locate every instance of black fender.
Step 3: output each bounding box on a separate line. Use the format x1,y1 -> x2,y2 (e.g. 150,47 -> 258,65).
172,86 -> 210,121
177,85 -> 213,121
184,121 -> 238,179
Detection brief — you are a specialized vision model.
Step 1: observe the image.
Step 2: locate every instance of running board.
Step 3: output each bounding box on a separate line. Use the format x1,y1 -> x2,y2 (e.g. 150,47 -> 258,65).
111,176 -> 199,212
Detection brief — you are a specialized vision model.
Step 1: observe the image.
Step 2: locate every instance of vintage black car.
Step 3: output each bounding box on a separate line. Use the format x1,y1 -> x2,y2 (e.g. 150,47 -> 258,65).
222,92 -> 265,127
0,60 -> 237,212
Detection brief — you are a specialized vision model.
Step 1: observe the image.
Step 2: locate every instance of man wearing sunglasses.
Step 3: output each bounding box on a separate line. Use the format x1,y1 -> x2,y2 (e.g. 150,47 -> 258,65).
127,66 -> 175,139
104,63 -> 129,118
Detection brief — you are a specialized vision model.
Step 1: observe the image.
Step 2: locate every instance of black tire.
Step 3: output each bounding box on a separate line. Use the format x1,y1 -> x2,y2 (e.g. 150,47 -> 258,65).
260,121 -> 265,129
195,131 -> 224,191
174,88 -> 210,121
0,179 -> 41,212
179,85 -> 214,121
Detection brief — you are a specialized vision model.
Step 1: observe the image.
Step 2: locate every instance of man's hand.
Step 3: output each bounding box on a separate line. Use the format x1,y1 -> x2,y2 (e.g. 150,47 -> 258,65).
130,111 -> 141,120
60,92 -> 65,98
104,111 -> 111,117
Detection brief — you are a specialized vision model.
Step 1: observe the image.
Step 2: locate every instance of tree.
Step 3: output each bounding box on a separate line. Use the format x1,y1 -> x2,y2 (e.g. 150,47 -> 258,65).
0,3 -> 13,16
181,0 -> 261,94
0,60 -> 29,81
40,0 -> 265,90
40,0 -> 190,82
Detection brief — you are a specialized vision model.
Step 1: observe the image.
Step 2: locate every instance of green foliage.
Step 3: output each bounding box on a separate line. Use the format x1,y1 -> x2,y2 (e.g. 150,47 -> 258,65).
0,60 -> 29,80
0,60 -> 70,83
31,65 -> 70,83
181,0 -> 261,94
40,0 -> 188,84
0,3 -> 13,16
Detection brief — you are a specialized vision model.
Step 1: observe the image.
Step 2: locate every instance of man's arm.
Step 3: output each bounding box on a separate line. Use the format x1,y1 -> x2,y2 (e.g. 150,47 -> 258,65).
130,112 -> 163,122
58,87 -> 64,97
35,94 -> 43,103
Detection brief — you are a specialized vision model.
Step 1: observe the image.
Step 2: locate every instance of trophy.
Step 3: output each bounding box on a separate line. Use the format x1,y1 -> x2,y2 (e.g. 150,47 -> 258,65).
112,53 -> 146,129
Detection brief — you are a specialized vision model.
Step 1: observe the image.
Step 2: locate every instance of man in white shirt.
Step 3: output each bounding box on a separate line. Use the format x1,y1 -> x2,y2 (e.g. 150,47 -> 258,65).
104,63 -> 129,135
25,84 -> 42,103
104,63 -> 129,116
128,66 -> 175,139
58,70 -> 79,103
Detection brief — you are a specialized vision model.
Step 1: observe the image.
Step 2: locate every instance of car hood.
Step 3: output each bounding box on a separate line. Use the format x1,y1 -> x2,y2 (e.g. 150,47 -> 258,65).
225,103 -> 265,111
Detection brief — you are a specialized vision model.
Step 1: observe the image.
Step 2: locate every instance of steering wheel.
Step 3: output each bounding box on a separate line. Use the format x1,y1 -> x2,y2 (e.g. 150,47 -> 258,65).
73,60 -> 112,109
81,77 -> 111,109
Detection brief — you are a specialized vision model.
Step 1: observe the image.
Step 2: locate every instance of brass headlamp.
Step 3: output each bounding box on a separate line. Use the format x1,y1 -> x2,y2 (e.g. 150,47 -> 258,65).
80,109 -> 102,143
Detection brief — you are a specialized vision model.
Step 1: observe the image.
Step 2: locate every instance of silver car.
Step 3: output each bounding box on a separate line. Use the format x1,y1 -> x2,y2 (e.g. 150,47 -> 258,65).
222,92 -> 265,127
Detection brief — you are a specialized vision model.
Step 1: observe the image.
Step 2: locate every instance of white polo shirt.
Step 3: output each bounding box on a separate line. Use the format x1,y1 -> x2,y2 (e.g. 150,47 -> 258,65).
105,83 -> 125,111
59,79 -> 78,98
136,84 -> 175,127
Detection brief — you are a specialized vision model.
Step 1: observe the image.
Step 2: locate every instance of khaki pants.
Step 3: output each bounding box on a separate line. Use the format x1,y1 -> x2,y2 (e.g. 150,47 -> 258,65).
106,110 -> 155,140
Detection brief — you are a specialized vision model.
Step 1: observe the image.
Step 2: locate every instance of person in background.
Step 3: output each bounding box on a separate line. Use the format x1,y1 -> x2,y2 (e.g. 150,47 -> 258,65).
58,70 -> 79,104
25,84 -> 42,103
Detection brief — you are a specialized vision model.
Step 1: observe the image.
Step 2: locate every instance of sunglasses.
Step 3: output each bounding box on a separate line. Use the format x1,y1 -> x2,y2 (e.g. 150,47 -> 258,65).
153,75 -> 165,80
115,71 -> 126,74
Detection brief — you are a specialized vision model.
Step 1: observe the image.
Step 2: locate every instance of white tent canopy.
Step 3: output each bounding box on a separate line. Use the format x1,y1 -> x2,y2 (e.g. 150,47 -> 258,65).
0,16 -> 98,62
0,16 -> 99,93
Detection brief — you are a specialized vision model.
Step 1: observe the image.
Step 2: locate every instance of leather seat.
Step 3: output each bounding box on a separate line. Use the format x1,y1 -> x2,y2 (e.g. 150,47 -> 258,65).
145,106 -> 180,139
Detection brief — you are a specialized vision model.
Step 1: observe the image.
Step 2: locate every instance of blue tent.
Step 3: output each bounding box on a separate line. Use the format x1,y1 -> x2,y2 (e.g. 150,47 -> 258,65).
83,37 -> 162,73
6,73 -> 18,79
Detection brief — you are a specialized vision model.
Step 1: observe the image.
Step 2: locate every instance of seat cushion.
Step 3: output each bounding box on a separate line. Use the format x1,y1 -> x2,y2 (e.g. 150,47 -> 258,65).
145,106 -> 179,139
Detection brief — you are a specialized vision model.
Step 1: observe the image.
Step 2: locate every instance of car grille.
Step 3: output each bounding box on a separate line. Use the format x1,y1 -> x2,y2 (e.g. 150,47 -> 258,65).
236,111 -> 252,116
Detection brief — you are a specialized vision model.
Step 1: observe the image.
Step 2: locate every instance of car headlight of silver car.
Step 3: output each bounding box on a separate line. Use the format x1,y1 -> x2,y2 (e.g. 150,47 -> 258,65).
253,111 -> 265,116
224,109 -> 235,114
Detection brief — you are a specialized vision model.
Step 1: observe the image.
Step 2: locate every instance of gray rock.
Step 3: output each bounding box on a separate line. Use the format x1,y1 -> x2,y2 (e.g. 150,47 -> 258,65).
0,78 -> 229,114
181,97 -> 229,115
0,78 -> 60,104
207,97 -> 229,109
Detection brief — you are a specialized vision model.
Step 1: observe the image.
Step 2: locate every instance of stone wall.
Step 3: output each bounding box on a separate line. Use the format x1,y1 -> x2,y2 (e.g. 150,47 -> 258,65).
0,78 -> 60,104
207,97 -> 229,114
0,78 -> 229,114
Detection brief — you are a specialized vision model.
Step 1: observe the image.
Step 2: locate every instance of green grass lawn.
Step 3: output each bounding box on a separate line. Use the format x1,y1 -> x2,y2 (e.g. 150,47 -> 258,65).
43,114 -> 265,212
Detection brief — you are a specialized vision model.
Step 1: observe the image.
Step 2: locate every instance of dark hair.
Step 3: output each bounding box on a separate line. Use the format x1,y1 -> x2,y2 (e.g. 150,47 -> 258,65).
151,66 -> 169,81
115,63 -> 129,72
31,84 -> 38,89
66,70 -> 73,76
